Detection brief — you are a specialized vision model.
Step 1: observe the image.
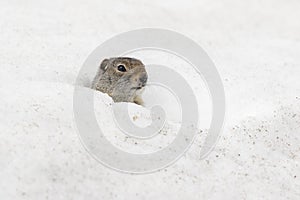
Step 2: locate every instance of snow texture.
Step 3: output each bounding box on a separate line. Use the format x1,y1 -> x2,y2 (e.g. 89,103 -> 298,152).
0,0 -> 300,199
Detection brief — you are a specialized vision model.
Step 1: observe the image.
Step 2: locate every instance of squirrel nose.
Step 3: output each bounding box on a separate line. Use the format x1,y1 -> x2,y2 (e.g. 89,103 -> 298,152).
139,73 -> 148,86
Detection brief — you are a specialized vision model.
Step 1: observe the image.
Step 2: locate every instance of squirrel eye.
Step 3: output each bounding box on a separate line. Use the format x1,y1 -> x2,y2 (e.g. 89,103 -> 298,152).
117,64 -> 126,72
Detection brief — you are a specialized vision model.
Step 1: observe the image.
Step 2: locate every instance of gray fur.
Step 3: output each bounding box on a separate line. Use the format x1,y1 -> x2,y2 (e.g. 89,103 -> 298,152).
91,57 -> 148,105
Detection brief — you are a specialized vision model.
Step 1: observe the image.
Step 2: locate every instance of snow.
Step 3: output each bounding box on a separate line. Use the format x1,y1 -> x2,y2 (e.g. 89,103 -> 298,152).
0,0 -> 300,199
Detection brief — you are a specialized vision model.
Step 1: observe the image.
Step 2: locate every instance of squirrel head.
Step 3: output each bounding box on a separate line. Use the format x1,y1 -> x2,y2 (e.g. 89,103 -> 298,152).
92,57 -> 148,105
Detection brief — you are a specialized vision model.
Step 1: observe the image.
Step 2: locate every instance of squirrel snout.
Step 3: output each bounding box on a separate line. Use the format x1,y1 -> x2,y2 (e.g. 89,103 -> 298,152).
130,71 -> 147,89
139,72 -> 148,86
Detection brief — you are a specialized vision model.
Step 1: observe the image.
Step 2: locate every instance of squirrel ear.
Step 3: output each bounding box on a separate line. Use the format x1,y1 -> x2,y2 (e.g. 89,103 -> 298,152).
100,59 -> 109,71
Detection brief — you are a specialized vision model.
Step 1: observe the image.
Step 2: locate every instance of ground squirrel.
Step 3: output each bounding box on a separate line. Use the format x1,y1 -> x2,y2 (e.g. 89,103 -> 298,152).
91,57 -> 148,105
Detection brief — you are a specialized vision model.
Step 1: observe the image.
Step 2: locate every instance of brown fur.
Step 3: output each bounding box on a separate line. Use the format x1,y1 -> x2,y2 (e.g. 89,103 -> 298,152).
91,57 -> 148,105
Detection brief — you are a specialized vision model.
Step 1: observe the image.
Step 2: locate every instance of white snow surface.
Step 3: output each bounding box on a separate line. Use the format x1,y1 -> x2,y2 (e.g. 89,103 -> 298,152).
0,0 -> 300,199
